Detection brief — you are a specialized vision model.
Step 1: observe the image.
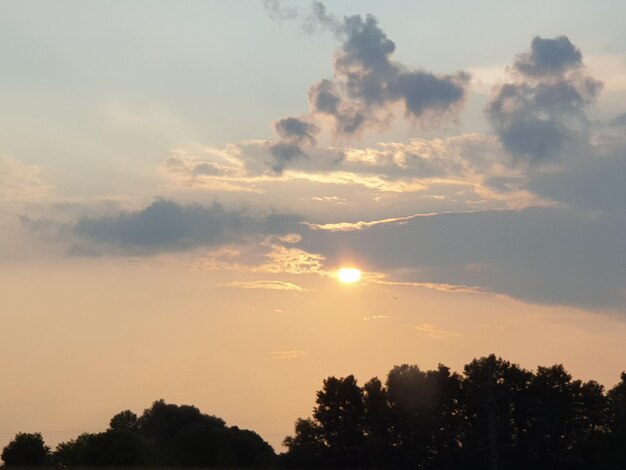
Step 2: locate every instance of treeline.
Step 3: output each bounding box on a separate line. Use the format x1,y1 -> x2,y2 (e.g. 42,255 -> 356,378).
2,355 -> 626,469
1,400 -> 274,468
282,355 -> 626,470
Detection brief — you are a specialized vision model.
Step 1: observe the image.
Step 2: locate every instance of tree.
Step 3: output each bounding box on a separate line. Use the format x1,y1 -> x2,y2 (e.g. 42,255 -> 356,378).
603,372 -> 626,468
362,377 -> 393,468
281,356 -> 625,470
313,375 -> 365,467
52,400 -> 275,468
462,355 -> 534,470
386,364 -> 437,467
109,410 -> 138,431
1,432 -> 50,466
282,418 -> 326,468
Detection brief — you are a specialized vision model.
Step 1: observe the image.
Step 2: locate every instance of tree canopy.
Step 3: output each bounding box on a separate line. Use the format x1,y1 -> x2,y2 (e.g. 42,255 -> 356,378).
1,433 -> 49,467
3,357 -> 626,470
282,355 -> 626,470
3,400 -> 273,468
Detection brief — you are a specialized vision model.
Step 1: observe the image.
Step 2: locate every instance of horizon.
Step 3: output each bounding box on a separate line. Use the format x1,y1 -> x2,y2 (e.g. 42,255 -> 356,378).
2,0 -> 626,454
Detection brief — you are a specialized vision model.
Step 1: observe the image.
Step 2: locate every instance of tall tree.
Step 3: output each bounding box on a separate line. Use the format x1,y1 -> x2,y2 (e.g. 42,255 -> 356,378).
362,377 -> 393,468
604,372 -> 626,468
1,432 -> 50,466
282,418 -> 326,468
313,375 -> 365,467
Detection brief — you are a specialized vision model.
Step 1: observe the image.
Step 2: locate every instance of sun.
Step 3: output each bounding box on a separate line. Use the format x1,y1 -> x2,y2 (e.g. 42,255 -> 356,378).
337,267 -> 362,284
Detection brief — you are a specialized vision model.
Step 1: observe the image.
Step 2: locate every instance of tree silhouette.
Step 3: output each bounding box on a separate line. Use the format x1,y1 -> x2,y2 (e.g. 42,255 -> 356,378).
604,372 -> 626,468
362,377 -> 393,468
283,355 -> 626,470
282,418 -> 326,468
49,400 -> 274,468
1,432 -> 49,466
312,375 -> 365,468
4,358 -> 626,469
109,410 -> 139,431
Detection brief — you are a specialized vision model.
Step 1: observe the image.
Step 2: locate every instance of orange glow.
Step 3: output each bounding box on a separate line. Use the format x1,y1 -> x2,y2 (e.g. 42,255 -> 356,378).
337,267 -> 362,284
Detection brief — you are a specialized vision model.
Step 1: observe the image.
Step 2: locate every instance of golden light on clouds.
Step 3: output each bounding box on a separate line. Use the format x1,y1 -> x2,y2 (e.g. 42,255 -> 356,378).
337,267 -> 362,284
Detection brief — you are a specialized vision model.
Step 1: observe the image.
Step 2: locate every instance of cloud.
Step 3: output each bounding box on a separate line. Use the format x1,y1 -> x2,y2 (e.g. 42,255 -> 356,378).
255,243 -> 325,274
363,315 -> 390,321
260,3 -> 470,173
0,156 -> 54,204
218,280 -> 306,291
528,149 -> 626,213
611,112 -> 626,127
262,0 -> 298,21
301,206 -> 626,310
190,237 -> 327,277
373,279 -> 487,295
304,212 -> 442,232
158,133 -> 542,211
269,350 -> 307,360
74,198 -> 302,252
275,117 -> 320,145
305,10 -> 470,136
269,117 -> 321,174
486,35 -> 602,163
513,36 -> 583,78
412,323 -> 462,340
269,142 -> 307,174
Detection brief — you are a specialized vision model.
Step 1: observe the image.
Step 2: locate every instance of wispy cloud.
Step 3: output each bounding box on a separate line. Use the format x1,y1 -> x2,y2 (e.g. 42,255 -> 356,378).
218,280 -> 306,291
157,134 -> 545,211
363,315 -> 390,321
0,156 -> 54,204
374,279 -> 487,295
262,0 -> 298,21
269,350 -> 308,360
255,243 -> 325,275
411,323 -> 462,340
305,212 -> 450,232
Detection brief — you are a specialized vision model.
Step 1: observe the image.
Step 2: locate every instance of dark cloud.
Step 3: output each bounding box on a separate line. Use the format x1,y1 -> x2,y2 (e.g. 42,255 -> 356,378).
75,199 -> 302,252
263,2 -> 470,146
274,117 -> 320,145
261,3 -> 470,175
528,151 -> 626,212
270,117 -> 319,174
389,71 -> 470,120
610,112 -> 626,127
269,142 -> 308,174
514,36 -> 582,78
486,36 -> 602,163
308,79 -> 340,114
301,207 -> 626,310
308,79 -> 367,134
309,12 -> 469,135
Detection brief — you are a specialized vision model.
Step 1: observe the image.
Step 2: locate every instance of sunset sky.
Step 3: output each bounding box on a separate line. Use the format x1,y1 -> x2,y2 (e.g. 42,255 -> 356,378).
2,0 -> 626,451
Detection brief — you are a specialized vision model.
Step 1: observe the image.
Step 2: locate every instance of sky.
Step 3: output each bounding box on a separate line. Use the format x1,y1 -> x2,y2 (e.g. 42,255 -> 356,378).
2,0 -> 626,452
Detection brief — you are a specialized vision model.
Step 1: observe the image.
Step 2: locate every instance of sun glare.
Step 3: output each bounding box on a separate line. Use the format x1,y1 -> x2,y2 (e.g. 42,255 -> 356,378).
337,267 -> 362,284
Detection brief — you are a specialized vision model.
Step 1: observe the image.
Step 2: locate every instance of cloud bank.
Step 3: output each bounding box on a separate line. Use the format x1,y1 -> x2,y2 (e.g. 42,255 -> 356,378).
301,206 -> 626,310
75,199 -> 302,252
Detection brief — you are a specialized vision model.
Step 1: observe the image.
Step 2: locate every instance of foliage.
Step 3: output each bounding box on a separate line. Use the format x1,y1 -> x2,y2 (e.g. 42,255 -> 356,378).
1,432 -> 49,466
3,401 -> 274,468
283,355 -> 626,470
4,356 -> 626,470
